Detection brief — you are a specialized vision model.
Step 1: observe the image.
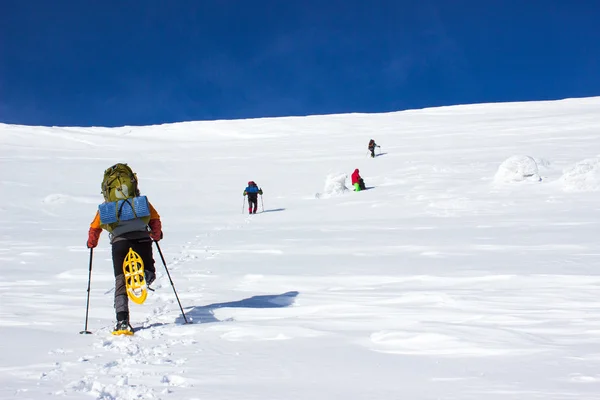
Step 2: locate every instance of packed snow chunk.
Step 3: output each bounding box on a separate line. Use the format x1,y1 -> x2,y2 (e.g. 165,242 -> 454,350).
494,155 -> 541,183
315,173 -> 349,198
561,158 -> 600,192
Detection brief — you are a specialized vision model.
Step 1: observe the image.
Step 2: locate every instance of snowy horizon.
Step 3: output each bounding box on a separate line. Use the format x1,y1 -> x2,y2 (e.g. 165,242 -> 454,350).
2,96 -> 600,399
2,96 -> 596,130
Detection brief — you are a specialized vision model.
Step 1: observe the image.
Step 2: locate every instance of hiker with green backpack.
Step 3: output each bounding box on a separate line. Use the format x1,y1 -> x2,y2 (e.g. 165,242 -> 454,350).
86,163 -> 162,334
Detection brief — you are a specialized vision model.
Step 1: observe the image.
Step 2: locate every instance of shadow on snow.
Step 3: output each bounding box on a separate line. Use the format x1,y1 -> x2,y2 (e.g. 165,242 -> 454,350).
174,291 -> 299,324
262,208 -> 286,213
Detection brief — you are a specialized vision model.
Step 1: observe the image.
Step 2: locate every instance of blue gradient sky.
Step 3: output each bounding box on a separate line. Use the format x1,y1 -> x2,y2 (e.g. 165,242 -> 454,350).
1,0 -> 599,127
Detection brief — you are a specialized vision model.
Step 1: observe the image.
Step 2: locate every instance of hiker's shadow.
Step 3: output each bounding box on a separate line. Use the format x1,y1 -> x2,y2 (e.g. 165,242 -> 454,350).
376,152 -> 388,157
262,208 -> 286,213
176,291 -> 299,324
355,186 -> 376,191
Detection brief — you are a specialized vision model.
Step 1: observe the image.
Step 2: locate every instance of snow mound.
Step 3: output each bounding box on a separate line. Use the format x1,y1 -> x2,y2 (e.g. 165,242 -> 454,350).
561,158 -> 600,192
315,173 -> 349,199
494,155 -> 541,183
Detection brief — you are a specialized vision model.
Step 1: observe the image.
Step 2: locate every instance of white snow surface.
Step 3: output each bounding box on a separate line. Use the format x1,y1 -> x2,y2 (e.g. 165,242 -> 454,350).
2,97 -> 600,399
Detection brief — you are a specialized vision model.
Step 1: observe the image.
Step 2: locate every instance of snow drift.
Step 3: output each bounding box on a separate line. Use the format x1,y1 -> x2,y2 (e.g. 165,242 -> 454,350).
315,172 -> 349,198
494,155 -> 541,183
561,158 -> 600,192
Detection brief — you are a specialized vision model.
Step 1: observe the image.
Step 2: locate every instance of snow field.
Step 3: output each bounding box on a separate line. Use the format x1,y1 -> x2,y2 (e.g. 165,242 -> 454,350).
1,97 -> 600,399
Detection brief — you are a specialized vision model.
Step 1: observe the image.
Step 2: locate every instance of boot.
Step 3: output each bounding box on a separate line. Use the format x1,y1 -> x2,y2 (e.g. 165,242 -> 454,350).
113,312 -> 133,335
113,320 -> 133,335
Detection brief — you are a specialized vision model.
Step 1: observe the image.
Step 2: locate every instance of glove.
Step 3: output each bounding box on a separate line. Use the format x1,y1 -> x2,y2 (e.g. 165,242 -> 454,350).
148,219 -> 162,242
145,270 -> 156,286
87,227 -> 102,248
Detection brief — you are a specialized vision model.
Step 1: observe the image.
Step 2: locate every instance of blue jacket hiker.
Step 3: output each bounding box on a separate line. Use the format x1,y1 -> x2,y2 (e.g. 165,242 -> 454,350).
243,181 -> 263,214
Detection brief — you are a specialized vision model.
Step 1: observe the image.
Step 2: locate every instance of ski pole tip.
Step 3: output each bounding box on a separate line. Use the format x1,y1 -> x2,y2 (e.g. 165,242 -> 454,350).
79,330 -> 93,335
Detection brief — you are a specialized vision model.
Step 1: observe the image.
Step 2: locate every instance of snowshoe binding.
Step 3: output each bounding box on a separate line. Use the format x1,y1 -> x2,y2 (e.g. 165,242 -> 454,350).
112,320 -> 134,336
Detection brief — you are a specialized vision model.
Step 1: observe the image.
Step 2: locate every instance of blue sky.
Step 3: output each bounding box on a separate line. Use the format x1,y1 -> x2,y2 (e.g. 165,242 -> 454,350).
1,0 -> 599,127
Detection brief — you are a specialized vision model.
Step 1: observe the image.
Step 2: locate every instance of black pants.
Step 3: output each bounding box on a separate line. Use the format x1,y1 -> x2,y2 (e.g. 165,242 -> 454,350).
248,196 -> 258,213
369,147 -> 375,157
111,238 -> 155,319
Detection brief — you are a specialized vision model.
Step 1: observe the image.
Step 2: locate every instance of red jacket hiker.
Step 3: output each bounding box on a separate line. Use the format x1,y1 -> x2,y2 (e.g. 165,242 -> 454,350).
351,169 -> 361,185
351,169 -> 366,191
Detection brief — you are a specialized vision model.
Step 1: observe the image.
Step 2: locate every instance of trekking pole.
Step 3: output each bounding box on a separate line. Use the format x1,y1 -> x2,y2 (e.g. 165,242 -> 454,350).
260,194 -> 264,213
154,241 -> 189,324
80,248 -> 94,334
241,197 -> 245,214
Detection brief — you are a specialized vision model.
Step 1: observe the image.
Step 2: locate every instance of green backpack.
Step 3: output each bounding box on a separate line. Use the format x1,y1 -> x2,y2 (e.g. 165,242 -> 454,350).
101,163 -> 140,202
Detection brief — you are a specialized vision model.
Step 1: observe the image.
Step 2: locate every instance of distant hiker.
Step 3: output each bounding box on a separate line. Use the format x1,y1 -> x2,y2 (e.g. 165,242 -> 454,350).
86,163 -> 162,335
351,169 -> 366,191
243,181 -> 263,214
368,139 -> 380,158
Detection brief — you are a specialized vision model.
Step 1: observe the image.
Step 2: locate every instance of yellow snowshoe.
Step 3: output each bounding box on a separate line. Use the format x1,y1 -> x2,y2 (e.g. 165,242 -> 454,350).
112,320 -> 134,336
123,248 -> 147,305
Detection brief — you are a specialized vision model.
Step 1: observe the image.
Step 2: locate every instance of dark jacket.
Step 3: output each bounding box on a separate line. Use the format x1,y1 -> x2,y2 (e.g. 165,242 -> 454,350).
244,184 -> 263,201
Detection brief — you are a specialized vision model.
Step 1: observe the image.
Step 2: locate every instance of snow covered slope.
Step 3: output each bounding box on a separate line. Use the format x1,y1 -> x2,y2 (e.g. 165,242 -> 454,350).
1,97 -> 600,399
